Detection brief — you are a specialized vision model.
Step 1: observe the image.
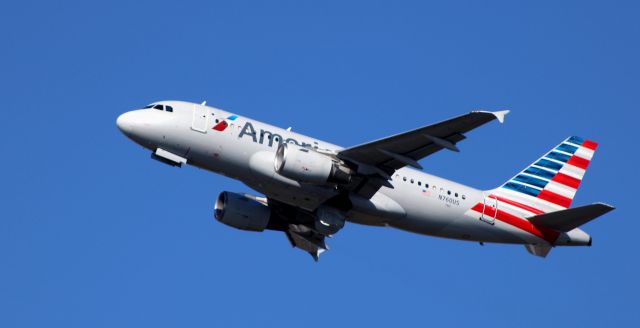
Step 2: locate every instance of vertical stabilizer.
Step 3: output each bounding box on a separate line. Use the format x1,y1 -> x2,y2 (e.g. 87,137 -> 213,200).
491,136 -> 598,215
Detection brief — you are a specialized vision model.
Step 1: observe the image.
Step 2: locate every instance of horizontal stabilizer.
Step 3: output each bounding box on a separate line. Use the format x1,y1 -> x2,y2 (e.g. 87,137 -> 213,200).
525,244 -> 552,257
529,203 -> 614,232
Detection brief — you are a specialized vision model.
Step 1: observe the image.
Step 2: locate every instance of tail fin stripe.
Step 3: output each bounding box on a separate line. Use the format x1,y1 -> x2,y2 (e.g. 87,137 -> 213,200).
575,147 -> 595,160
556,143 -> 579,154
551,173 -> 581,189
536,159 -> 563,171
566,155 -> 590,170
567,136 -> 586,145
504,182 -> 541,197
513,174 -> 549,188
544,181 -> 576,198
546,151 -> 571,163
558,165 -> 585,180
582,140 -> 598,150
524,167 -> 556,180
492,195 -> 544,215
538,190 -> 572,208
494,188 -> 565,212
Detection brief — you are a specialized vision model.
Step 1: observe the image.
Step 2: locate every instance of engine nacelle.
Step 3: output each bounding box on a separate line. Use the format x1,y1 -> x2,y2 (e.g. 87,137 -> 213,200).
214,192 -> 272,232
314,205 -> 346,235
274,143 -> 352,184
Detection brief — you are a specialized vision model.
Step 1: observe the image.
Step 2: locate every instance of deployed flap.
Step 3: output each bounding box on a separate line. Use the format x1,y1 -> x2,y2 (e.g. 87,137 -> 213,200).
525,244 -> 552,258
529,203 -> 614,232
338,110 -> 508,172
284,224 -> 328,261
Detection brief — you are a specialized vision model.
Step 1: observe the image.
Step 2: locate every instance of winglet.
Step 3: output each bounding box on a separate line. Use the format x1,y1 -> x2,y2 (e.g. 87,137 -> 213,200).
472,110 -> 510,123
492,110 -> 510,123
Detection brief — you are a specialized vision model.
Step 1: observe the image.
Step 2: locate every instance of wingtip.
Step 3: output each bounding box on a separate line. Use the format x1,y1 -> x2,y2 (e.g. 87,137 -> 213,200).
493,110 -> 510,123
594,202 -> 616,211
472,109 -> 510,123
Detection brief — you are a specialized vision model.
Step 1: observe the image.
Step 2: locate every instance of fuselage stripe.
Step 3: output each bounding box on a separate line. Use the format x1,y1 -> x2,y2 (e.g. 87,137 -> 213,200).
470,203 -> 559,243
490,195 -> 545,215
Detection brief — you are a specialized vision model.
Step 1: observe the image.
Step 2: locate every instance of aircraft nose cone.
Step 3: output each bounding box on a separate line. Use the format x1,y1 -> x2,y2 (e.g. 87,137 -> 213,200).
116,112 -> 134,134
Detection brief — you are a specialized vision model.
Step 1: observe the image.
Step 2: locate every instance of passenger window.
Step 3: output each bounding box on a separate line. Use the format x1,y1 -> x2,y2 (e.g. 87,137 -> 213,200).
447,190 -> 451,195
462,195 -> 466,200
154,104 -> 163,110
418,181 -> 421,186
166,106 -> 173,112
455,193 -> 458,197
410,179 -> 414,184
403,177 -> 407,182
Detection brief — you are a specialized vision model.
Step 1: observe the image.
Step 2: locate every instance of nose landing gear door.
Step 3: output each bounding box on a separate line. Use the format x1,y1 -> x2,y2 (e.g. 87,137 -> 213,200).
191,104 -> 209,133
481,193 -> 498,225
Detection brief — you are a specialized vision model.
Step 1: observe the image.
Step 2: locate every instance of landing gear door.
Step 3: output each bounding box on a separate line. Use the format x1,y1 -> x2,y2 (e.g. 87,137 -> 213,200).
481,193 -> 497,224
191,104 -> 209,133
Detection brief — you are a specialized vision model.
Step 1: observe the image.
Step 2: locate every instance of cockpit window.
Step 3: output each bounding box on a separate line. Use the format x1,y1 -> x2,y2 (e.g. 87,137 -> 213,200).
144,103 -> 173,112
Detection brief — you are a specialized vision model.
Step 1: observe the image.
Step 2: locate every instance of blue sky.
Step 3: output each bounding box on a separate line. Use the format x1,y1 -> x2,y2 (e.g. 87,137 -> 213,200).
1,1 -> 638,327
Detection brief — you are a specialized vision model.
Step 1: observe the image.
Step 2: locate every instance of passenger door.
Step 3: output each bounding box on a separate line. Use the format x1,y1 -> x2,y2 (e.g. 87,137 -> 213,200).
191,104 -> 209,133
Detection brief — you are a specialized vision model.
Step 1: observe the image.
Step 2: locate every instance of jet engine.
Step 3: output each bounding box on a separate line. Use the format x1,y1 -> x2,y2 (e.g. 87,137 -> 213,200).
274,143 -> 352,184
214,192 -> 273,231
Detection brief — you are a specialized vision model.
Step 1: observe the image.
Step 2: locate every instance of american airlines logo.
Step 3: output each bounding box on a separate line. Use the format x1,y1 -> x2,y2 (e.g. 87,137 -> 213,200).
238,121 -> 317,148
212,115 -> 238,131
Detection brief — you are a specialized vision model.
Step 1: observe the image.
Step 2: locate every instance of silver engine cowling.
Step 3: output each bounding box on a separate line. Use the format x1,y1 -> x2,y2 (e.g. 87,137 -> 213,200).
274,143 -> 352,184
214,192 -> 272,232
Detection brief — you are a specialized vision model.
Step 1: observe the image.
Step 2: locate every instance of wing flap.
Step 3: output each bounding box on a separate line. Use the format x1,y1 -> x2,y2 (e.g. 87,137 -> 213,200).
285,224 -> 329,261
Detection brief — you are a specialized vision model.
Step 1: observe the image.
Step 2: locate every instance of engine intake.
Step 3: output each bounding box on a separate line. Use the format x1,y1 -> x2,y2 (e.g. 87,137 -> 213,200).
214,192 -> 272,232
274,143 -> 352,184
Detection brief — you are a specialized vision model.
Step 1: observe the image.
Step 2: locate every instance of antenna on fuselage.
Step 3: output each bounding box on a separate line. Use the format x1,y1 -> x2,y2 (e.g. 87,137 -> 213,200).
201,101 -> 207,105
286,127 -> 292,132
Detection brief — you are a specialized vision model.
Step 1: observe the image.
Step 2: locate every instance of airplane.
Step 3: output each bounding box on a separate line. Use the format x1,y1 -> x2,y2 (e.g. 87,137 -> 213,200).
116,101 -> 614,260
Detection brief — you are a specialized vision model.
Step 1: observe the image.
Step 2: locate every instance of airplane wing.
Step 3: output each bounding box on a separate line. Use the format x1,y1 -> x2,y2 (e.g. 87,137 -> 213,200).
338,110 -> 509,175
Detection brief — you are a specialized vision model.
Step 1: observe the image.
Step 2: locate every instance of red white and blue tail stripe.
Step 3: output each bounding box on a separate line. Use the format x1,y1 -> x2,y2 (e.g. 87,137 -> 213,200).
493,136 -> 598,215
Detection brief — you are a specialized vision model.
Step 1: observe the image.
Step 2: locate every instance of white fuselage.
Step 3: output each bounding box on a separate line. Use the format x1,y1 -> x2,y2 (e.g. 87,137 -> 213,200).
117,101 -> 574,246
